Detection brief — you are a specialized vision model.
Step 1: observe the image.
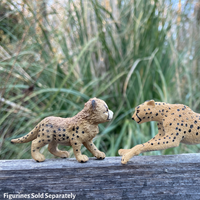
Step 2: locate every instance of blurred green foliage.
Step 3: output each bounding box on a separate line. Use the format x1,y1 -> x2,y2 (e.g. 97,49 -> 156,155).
1,0 -> 200,160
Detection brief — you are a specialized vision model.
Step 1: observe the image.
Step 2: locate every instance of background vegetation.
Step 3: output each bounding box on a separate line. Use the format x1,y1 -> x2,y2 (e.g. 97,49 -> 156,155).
1,0 -> 200,160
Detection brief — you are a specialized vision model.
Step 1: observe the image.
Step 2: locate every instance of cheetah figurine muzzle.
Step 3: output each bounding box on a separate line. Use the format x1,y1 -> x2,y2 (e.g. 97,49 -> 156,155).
119,100 -> 200,164
11,97 -> 113,163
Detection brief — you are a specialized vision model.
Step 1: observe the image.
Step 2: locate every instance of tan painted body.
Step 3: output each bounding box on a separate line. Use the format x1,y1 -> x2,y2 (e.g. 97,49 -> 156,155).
11,98 -> 113,163
119,100 -> 200,164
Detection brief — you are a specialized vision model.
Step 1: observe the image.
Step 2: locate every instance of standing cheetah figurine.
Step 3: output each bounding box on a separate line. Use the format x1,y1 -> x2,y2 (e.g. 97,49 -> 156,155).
11,97 -> 113,163
119,100 -> 200,164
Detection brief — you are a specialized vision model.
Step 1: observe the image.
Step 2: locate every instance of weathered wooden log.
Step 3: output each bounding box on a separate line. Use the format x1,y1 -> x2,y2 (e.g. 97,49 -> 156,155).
1,154 -> 200,200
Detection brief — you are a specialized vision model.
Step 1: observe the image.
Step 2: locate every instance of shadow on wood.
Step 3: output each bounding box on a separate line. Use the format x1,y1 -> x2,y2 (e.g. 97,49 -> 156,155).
1,154 -> 200,200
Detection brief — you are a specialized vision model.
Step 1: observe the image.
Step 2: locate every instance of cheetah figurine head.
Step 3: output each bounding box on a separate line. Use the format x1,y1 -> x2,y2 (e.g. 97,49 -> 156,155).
11,97 -> 113,163
119,100 -> 200,164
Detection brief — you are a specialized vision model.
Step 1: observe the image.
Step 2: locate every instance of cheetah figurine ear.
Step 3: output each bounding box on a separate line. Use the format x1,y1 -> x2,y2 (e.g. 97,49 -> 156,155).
146,100 -> 155,107
91,99 -> 96,111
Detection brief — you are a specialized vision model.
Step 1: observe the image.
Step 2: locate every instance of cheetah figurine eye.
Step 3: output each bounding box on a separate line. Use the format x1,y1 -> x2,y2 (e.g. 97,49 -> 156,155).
137,110 -> 140,113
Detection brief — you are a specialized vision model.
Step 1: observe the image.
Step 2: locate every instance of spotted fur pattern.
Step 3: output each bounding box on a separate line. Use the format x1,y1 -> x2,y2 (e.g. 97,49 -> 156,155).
119,100 -> 200,164
11,98 -> 113,163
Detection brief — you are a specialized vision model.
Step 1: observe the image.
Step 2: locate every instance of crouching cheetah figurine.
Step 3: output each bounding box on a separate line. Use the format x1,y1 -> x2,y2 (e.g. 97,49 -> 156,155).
119,100 -> 200,164
11,97 -> 113,163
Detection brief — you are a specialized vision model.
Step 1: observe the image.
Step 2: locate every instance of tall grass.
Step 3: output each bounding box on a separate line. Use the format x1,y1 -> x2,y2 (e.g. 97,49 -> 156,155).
1,0 -> 200,160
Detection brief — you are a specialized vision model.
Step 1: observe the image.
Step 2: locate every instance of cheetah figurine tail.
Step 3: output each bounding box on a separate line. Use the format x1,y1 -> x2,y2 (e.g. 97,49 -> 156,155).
11,97 -> 113,163
119,100 -> 200,164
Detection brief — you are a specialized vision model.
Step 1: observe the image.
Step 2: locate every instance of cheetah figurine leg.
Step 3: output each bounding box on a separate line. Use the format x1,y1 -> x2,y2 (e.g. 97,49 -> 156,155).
83,140 -> 105,159
31,138 -> 47,162
48,140 -> 70,158
119,122 -> 166,156
121,136 -> 181,164
71,141 -> 89,163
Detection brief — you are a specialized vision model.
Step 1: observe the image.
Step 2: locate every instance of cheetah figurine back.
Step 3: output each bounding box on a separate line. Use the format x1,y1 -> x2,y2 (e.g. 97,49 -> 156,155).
119,100 -> 200,164
11,97 -> 113,163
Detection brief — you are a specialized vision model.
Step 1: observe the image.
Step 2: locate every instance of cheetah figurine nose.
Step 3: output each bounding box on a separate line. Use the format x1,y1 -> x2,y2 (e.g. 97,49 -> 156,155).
132,117 -> 135,121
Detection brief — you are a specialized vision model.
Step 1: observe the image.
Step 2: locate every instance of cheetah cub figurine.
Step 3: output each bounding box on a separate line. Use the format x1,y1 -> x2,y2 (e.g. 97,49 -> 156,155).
11,97 -> 113,163
119,100 -> 200,164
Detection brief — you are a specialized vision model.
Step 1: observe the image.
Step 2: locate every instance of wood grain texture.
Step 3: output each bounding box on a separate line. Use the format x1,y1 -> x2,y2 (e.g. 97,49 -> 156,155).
1,154 -> 200,200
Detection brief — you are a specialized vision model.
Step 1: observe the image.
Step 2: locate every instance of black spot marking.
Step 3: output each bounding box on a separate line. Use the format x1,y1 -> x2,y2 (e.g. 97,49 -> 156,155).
82,131 -> 84,134
76,126 -> 79,130
77,135 -> 79,138
196,132 -> 199,135
176,133 -> 179,136
58,128 -> 61,131
76,131 -> 78,133
31,132 -> 33,134
177,109 -> 180,111
47,136 -> 50,138
59,134 -> 61,137
63,134 -> 65,136
194,120 -> 197,124
151,143 -> 153,145
72,127 -> 75,131
63,129 -> 66,131
170,123 -> 172,126
188,129 -> 191,133
53,130 -> 56,133
190,125 -> 193,128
